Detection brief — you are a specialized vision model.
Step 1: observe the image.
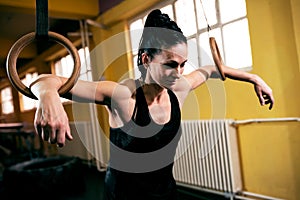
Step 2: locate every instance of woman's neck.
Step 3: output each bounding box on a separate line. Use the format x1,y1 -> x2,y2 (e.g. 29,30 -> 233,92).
139,78 -> 166,105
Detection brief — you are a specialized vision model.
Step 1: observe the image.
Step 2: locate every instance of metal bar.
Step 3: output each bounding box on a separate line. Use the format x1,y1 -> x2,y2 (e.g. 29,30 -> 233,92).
198,121 -> 205,187
86,19 -> 108,29
195,121 -> 201,185
0,123 -> 23,129
203,120 -> 210,188
210,120 -> 217,190
189,121 -> 197,185
232,117 -> 300,126
215,120 -> 222,191
207,120 -> 213,188
241,191 -> 286,200
221,120 -> 230,192
217,120 -> 226,191
176,182 -> 234,198
234,195 -> 258,200
177,182 -> 284,200
182,122 -> 189,183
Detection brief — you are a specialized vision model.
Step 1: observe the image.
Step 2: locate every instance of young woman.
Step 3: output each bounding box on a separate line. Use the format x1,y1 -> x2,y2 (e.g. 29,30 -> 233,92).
30,9 -> 274,200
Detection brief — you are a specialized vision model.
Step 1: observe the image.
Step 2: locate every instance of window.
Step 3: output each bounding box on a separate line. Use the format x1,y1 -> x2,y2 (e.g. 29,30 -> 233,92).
1,87 -> 14,114
54,47 -> 91,79
54,54 -> 75,78
54,47 -> 91,102
129,0 -> 252,78
19,72 -> 38,111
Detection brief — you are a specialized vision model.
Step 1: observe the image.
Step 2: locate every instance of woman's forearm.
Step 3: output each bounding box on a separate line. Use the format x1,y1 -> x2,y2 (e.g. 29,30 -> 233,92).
200,65 -> 258,84
30,74 -> 65,99
223,66 -> 258,84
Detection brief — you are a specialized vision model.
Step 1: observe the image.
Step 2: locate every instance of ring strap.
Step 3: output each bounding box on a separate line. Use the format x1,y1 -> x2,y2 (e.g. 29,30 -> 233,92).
35,0 -> 49,39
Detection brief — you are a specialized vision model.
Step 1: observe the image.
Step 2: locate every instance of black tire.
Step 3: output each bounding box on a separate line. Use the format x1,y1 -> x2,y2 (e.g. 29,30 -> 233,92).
2,156 -> 85,197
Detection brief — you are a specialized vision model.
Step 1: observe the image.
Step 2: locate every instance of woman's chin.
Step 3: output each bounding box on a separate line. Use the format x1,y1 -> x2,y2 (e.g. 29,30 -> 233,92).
163,81 -> 177,89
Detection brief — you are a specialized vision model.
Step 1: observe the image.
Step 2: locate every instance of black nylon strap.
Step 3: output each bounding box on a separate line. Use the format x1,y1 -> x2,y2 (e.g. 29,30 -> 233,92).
35,0 -> 49,39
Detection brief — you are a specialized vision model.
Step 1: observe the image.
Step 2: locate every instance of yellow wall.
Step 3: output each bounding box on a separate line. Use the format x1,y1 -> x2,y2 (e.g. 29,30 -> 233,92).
291,0 -> 300,68
91,0 -> 300,199
237,0 -> 299,199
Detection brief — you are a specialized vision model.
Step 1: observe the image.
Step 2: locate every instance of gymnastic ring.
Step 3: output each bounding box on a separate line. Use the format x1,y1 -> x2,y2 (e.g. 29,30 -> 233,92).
209,37 -> 226,81
6,31 -> 81,100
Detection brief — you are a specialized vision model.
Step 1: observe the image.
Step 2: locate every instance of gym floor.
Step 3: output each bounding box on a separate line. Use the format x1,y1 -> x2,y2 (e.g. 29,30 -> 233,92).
0,128 -> 226,200
0,162 -> 228,200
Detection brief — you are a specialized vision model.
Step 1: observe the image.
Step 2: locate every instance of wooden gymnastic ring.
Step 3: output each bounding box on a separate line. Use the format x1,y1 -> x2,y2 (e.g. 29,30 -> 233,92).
209,37 -> 226,81
6,31 -> 81,100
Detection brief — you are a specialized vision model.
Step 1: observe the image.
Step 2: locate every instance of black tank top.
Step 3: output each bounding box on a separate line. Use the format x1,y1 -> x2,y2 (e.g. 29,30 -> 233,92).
104,80 -> 182,200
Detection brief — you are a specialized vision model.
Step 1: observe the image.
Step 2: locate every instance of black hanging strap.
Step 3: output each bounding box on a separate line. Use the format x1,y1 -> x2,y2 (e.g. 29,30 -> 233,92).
35,0 -> 49,39
199,0 -> 211,33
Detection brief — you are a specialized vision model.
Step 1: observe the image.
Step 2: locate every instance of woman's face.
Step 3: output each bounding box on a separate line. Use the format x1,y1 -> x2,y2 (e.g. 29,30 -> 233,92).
146,42 -> 188,89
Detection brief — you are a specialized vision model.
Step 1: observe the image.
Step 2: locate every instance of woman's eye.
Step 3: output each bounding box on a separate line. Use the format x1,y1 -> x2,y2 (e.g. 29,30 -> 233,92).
163,61 -> 179,68
162,60 -> 186,69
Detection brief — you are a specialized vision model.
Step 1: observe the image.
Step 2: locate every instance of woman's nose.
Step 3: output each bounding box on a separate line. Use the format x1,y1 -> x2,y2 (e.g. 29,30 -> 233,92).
173,66 -> 182,78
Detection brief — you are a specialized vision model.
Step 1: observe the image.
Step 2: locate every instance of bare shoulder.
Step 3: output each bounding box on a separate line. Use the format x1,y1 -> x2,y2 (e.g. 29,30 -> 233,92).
106,79 -> 136,125
110,78 -> 136,102
119,78 -> 137,93
171,77 -> 193,108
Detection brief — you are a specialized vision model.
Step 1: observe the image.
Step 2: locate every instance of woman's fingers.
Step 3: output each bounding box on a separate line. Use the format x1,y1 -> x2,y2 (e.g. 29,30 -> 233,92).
50,127 -> 57,144
259,93 -> 265,106
261,92 -> 274,110
34,105 -> 71,147
56,130 -> 65,147
66,126 -> 73,141
43,125 -> 51,142
35,124 -> 42,139
254,77 -> 274,110
265,95 -> 274,110
36,123 -> 71,147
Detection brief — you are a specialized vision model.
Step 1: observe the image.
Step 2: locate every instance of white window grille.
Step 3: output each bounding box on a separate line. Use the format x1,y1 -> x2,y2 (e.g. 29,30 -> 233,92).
54,47 -> 91,102
19,72 -> 38,111
1,87 -> 14,114
129,0 -> 252,78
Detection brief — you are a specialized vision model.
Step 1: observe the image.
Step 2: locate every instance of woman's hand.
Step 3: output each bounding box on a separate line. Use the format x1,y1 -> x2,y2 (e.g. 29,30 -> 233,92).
220,66 -> 274,110
253,75 -> 274,110
33,91 -> 73,147
30,75 -> 73,147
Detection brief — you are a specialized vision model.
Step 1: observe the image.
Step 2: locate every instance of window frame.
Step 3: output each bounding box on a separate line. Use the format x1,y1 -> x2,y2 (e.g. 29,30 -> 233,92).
128,0 -> 252,79
19,71 -> 39,112
1,86 -> 14,115
53,46 -> 91,103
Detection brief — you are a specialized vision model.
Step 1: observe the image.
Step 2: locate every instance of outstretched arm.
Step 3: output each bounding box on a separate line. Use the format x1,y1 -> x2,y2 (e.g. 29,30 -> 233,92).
30,74 -> 132,147
183,65 -> 274,110
30,74 -> 99,147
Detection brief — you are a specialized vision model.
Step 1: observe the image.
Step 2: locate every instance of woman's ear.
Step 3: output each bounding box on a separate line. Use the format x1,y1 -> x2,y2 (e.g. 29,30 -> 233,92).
141,53 -> 150,68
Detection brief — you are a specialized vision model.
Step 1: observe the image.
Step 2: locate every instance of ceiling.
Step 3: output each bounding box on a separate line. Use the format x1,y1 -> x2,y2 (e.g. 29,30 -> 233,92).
0,0 -> 100,84
0,10 -> 80,68
0,0 -> 127,84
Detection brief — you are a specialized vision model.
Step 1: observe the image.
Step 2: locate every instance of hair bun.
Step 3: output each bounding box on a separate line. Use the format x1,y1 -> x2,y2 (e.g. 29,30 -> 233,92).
144,9 -> 182,33
144,9 -> 163,28
144,9 -> 172,27
147,9 -> 162,19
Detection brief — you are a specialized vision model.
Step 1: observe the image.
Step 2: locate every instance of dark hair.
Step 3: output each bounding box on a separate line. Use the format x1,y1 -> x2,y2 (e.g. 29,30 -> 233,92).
137,9 -> 187,80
